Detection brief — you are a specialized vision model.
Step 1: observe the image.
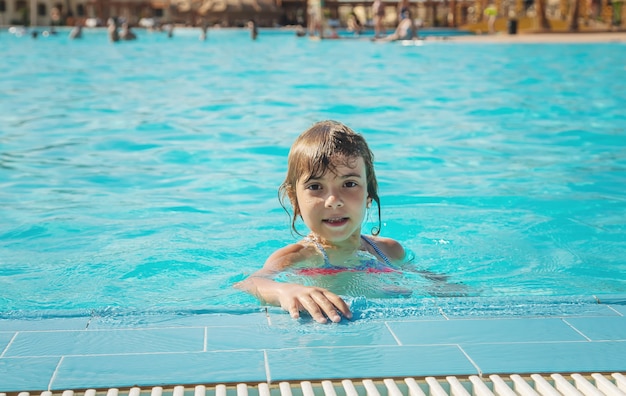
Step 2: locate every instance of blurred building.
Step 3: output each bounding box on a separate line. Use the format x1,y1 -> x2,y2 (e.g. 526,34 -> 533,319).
0,0 -> 622,30
0,0 -> 283,26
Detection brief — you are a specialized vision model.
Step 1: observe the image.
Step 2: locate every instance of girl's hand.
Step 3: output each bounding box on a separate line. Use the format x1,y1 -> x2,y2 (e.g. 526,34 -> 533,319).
277,283 -> 352,324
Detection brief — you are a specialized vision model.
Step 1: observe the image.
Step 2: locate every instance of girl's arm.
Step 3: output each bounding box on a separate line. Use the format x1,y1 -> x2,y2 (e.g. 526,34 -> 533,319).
234,244 -> 352,323
236,275 -> 351,323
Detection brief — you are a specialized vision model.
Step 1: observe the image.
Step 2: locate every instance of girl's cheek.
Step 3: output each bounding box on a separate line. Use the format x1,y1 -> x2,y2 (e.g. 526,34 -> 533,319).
300,197 -> 316,206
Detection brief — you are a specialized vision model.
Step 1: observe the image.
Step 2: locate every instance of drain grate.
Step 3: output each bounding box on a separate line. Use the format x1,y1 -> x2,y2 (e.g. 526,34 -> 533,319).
2,373 -> 625,396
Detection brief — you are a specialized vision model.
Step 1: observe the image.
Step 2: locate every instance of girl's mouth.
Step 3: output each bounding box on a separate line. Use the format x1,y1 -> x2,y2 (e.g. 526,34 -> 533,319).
323,217 -> 349,226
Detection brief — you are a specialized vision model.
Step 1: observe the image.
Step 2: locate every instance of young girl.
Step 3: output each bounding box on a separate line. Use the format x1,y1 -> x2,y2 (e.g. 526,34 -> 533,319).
236,120 -> 406,323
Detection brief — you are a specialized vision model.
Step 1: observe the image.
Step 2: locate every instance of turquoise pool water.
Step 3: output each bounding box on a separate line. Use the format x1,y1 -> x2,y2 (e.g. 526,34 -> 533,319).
1,28 -> 625,320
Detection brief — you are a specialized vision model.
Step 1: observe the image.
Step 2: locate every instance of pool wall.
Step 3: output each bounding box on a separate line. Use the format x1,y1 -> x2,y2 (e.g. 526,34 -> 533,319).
1,297 -> 625,392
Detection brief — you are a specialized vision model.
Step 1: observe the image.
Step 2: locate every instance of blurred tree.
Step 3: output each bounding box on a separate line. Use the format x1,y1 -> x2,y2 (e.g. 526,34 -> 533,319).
535,0 -> 551,29
568,0 -> 580,30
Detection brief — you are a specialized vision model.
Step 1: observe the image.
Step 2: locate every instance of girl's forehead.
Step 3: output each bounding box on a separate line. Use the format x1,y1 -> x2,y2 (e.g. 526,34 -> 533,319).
298,156 -> 365,181
333,155 -> 365,170
317,154 -> 363,169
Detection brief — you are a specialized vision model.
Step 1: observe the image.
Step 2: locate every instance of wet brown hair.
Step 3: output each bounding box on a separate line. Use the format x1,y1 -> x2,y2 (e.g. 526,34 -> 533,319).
278,120 -> 382,236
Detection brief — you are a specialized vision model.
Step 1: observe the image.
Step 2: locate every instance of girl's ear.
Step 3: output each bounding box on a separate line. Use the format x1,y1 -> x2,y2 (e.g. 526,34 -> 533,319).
367,197 -> 372,208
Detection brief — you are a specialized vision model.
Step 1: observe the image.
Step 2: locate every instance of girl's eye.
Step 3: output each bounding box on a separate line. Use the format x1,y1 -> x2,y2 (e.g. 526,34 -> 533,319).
306,184 -> 322,191
345,181 -> 358,188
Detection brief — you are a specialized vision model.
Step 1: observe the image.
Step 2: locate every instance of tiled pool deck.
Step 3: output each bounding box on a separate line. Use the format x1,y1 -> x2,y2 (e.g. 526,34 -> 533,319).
1,296 -> 625,393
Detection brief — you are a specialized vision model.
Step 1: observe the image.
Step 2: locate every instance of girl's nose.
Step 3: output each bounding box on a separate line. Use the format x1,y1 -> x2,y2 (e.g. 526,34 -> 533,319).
325,193 -> 344,208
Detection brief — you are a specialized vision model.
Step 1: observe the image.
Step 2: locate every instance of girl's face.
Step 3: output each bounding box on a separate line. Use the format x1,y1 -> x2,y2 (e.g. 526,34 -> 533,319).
295,156 -> 370,245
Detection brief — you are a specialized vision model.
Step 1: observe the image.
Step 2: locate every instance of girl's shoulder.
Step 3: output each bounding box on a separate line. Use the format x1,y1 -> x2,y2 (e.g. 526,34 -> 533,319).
263,241 -> 324,270
364,235 -> 406,262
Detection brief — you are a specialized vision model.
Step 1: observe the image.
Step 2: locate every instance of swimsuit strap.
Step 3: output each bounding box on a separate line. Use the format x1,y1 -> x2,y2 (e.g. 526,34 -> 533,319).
304,236 -> 332,267
298,235 -> 396,275
360,235 -> 392,266
305,235 -> 391,267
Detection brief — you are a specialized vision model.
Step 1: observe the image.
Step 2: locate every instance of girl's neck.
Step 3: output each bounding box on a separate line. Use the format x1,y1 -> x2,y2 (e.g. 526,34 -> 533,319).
308,232 -> 363,254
